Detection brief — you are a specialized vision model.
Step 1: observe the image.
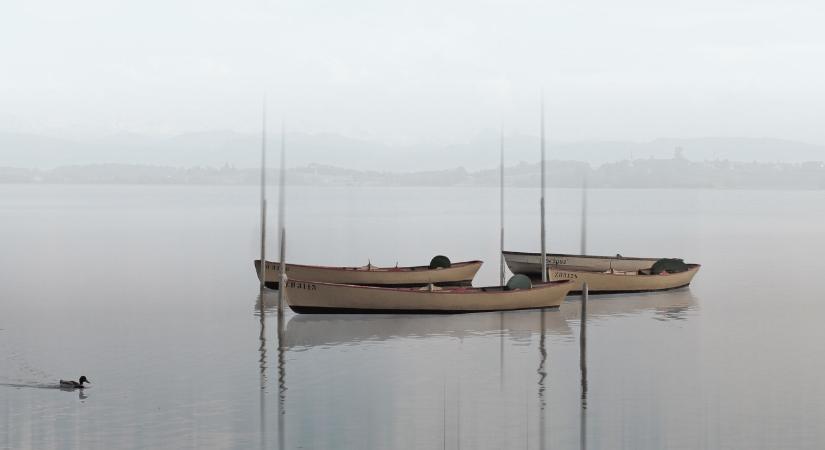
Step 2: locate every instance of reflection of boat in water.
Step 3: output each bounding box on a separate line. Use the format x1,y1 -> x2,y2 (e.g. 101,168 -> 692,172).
283,279 -> 572,314
279,288 -> 697,349
559,288 -> 699,322
283,309 -> 574,349
503,251 -> 701,294
254,259 -> 482,289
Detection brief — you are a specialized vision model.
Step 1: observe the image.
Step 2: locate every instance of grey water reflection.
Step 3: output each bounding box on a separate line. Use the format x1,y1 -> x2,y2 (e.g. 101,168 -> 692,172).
269,288 -> 697,449
255,291 -> 287,450
256,293 -> 267,450
0,382 -> 90,404
560,288 -> 698,322
277,310 -> 286,450
538,310 -> 548,450
282,309 -> 573,349
274,288 -> 697,350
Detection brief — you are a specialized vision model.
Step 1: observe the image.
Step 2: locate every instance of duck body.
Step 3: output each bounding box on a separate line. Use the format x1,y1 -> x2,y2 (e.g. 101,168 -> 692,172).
59,376 -> 89,388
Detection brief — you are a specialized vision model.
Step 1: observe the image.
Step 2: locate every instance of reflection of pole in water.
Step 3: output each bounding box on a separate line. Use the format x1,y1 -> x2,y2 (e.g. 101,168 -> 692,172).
257,292 -> 267,450
442,375 -> 446,450
524,381 -> 529,450
499,312 -> 505,391
277,311 -> 286,450
538,309 -> 547,449
457,369 -> 461,450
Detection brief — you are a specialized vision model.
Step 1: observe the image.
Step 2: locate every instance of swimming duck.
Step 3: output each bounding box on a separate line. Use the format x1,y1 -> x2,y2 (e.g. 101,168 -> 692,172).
59,376 -> 90,388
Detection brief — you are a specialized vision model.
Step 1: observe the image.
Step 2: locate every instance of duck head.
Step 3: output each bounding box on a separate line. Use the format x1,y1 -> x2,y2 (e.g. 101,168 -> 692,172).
79,376 -> 90,385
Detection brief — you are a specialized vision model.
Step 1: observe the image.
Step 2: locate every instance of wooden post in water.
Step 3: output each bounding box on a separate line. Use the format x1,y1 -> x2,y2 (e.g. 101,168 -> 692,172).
540,93 -> 548,282
580,175 -> 588,338
581,176 -> 588,258
579,280 -> 588,450
278,228 -> 286,314
499,127 -> 506,392
277,120 -> 287,314
500,126 -> 505,286
579,173 -> 589,450
259,97 -> 267,290
580,284 -> 588,342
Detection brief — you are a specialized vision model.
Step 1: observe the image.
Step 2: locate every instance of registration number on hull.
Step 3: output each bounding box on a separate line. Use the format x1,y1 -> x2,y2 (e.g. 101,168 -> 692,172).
265,263 -> 290,272
286,281 -> 317,290
551,271 -> 578,279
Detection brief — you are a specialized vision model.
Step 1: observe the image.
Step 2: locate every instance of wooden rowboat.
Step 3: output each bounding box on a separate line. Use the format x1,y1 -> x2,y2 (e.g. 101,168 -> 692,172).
547,264 -> 701,294
503,251 -> 661,274
283,279 -> 573,314
503,251 -> 701,294
253,259 -> 483,289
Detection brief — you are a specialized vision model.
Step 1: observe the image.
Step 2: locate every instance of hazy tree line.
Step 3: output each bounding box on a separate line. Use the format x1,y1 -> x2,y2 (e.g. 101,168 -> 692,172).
2,157 -> 825,189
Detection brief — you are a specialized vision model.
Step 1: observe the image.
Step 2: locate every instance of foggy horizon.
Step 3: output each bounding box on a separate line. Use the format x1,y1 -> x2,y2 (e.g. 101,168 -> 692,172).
4,131 -> 825,172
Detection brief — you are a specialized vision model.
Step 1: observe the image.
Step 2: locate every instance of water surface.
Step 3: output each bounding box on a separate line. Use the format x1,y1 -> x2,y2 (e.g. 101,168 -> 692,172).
1,185 -> 824,449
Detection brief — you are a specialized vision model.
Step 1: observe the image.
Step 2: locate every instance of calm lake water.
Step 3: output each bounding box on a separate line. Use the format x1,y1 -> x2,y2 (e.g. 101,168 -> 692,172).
2,185 -> 825,449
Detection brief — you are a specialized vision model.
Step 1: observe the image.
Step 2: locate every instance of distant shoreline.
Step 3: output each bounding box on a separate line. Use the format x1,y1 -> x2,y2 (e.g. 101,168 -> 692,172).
2,158 -> 824,190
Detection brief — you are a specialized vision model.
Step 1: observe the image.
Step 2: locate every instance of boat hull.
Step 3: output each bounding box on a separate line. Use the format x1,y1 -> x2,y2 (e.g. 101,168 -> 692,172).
503,251 -> 700,294
284,279 -> 573,314
254,260 -> 482,288
548,264 -> 701,294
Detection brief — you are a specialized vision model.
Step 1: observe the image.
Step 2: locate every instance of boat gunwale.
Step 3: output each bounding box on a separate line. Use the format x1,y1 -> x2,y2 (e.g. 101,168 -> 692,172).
257,259 -> 483,273
502,250 -> 662,262
285,278 -> 572,294
550,263 -> 702,276
287,305 -> 564,314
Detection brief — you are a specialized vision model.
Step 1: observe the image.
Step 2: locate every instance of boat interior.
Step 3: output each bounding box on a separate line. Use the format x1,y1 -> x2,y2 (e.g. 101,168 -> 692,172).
550,263 -> 699,276
343,261 -> 477,272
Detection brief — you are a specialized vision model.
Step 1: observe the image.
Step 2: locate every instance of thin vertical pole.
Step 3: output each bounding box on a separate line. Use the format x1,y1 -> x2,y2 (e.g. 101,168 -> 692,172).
499,126 -> 506,403
579,170 -> 589,450
500,127 -> 505,286
259,96 -> 267,290
580,173 -> 589,348
540,93 -> 548,282
580,282 -> 588,450
277,120 -> 287,314
278,228 -> 286,314
581,175 -> 588,256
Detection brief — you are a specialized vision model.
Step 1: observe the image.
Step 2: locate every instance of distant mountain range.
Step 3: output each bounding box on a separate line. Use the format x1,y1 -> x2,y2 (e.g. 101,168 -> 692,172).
2,131 -> 824,170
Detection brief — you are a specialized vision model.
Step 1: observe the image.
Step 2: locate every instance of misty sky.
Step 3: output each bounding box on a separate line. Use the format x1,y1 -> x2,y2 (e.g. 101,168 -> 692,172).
2,0 -> 824,145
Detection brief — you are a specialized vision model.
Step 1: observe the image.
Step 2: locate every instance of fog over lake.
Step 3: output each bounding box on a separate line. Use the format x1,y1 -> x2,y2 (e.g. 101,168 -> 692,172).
4,0 -> 825,447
